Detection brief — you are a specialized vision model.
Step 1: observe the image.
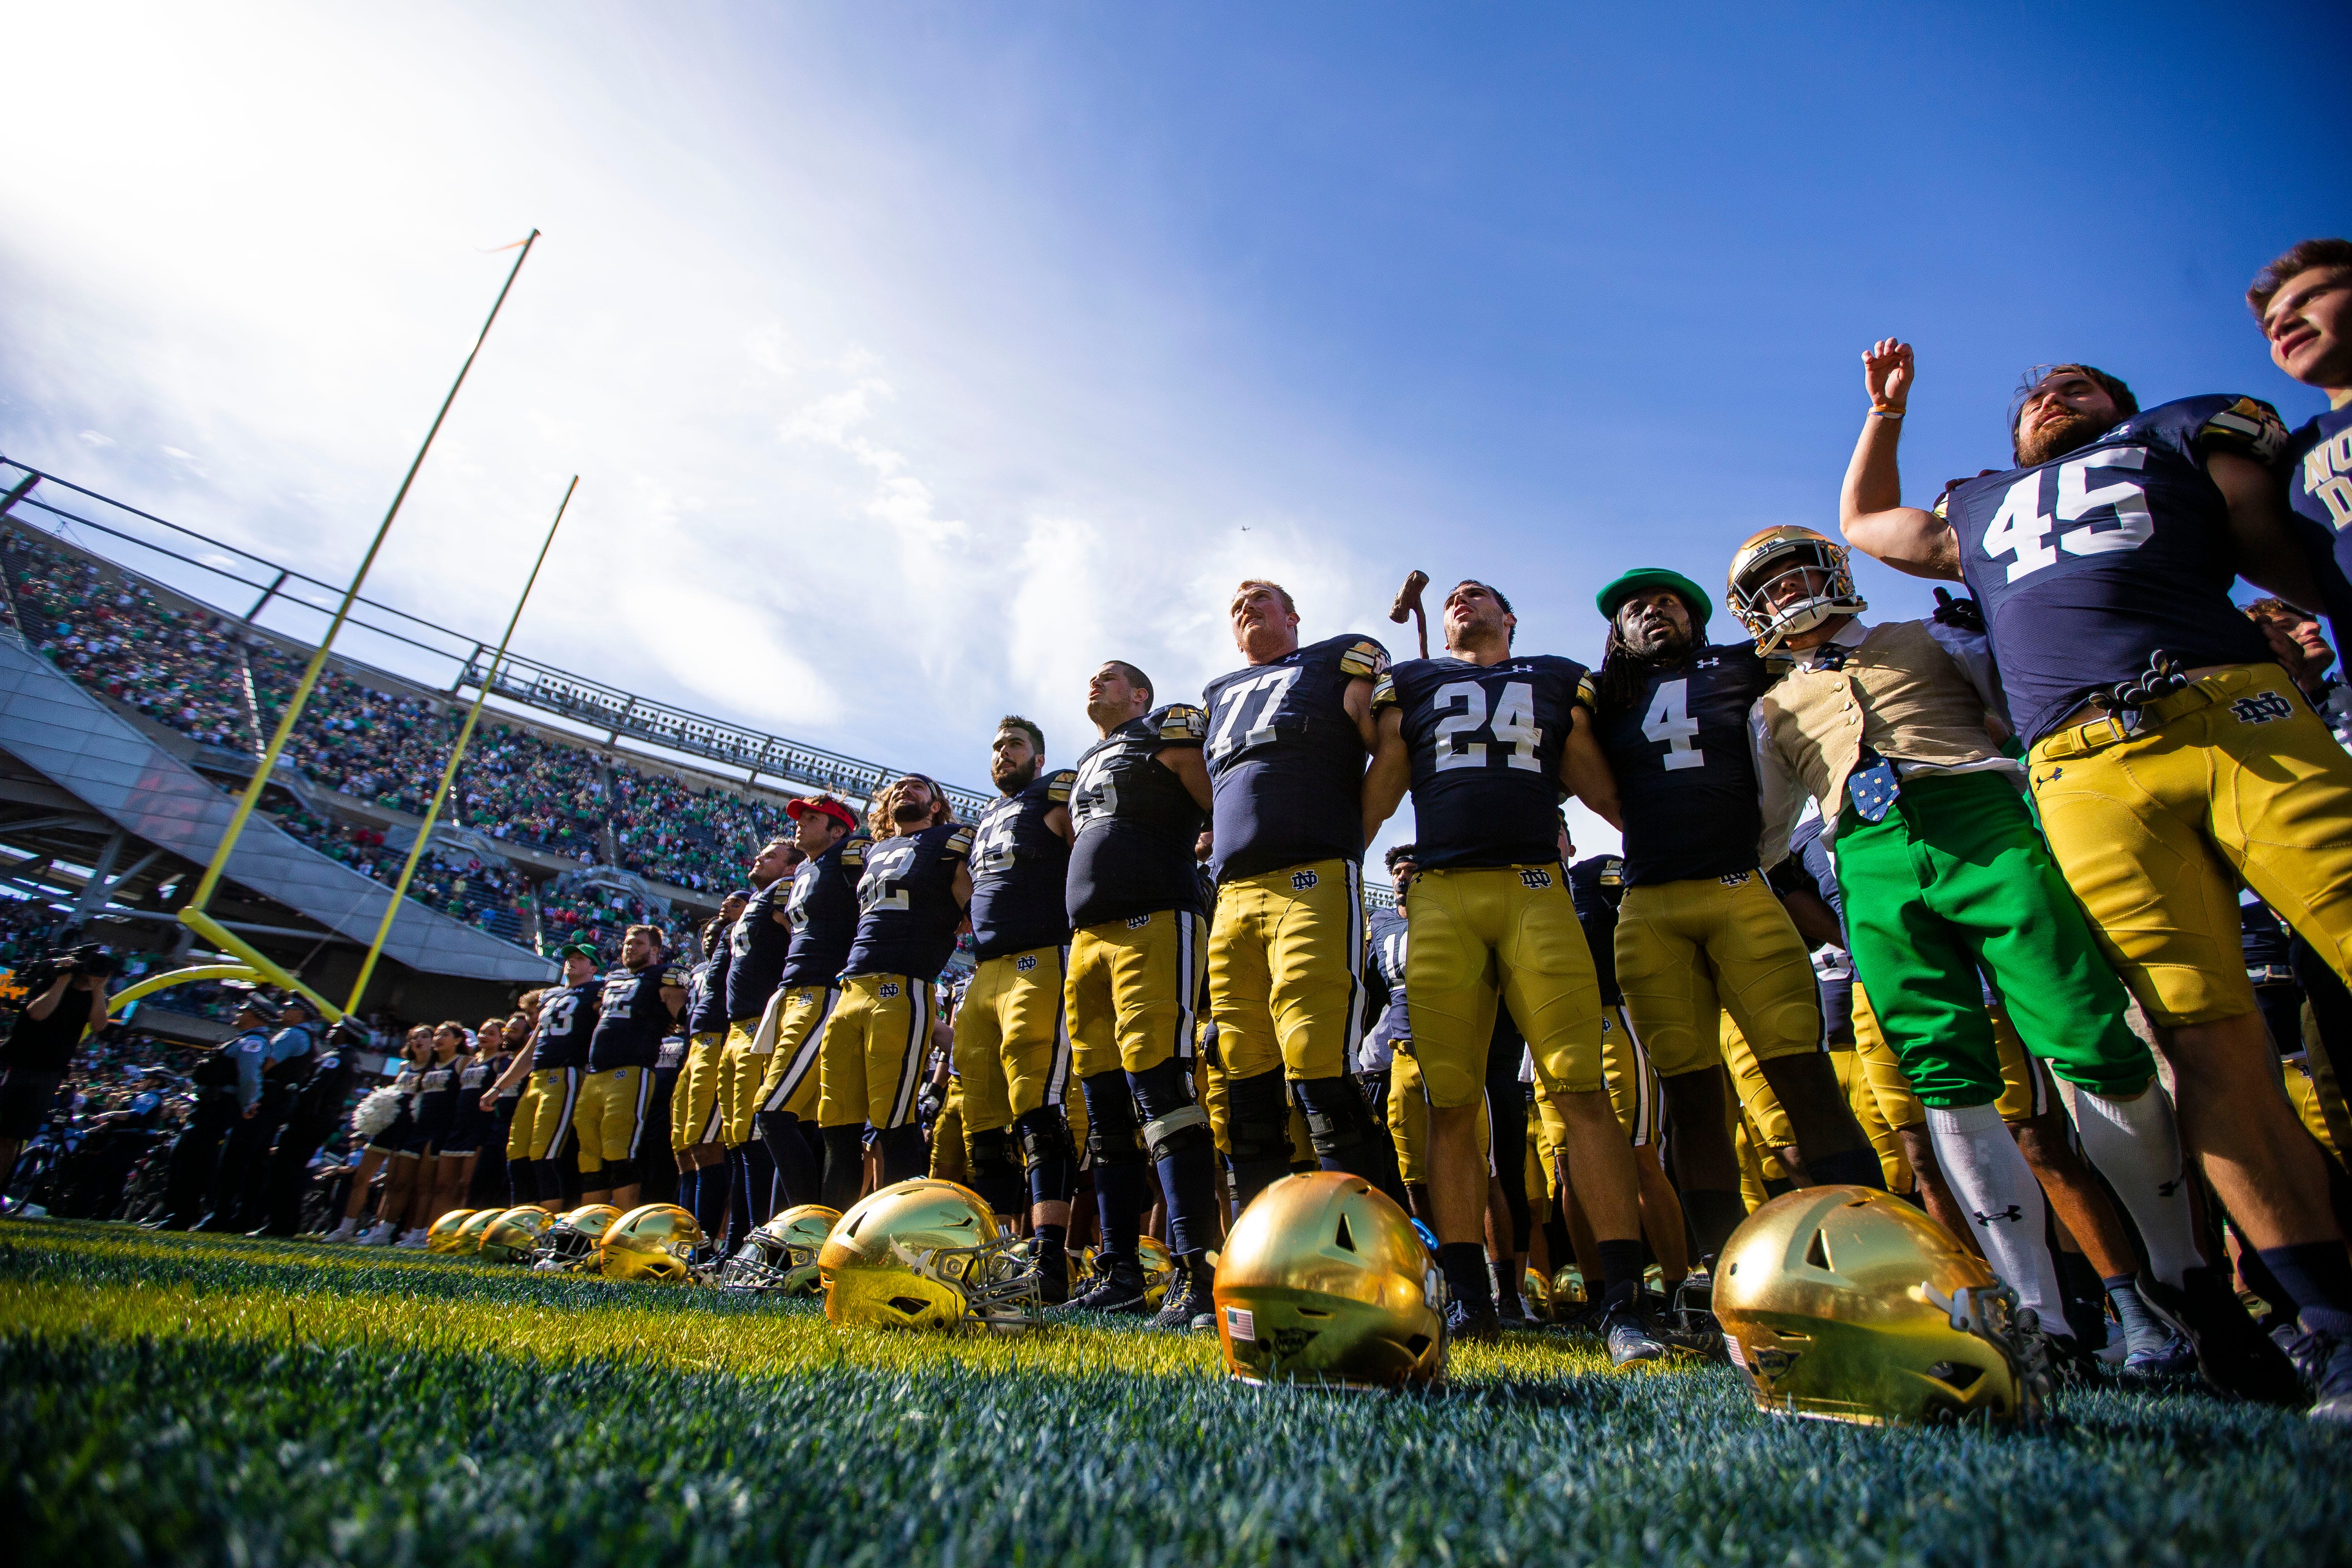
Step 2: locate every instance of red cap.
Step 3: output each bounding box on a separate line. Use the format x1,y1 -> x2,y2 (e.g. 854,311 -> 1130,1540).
786,794 -> 859,833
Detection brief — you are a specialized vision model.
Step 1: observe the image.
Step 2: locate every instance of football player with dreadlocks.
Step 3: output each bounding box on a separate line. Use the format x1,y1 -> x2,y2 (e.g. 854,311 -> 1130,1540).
1202,581 -> 1402,1211
953,716 -> 1080,1299
1840,337 -> 2352,1419
816,775 -> 973,1206
1362,579 -> 1659,1355
1586,567 -> 1886,1280
1063,660 -> 1224,1328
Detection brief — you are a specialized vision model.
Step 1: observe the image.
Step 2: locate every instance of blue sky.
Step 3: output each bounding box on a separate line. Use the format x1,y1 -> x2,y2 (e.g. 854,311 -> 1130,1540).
2,2 -> 2343,858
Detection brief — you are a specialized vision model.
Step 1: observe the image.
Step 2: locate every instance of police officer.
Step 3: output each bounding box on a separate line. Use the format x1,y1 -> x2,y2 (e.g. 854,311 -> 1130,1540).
160,986 -> 277,1230
261,1016 -> 362,1236
204,994 -> 319,1232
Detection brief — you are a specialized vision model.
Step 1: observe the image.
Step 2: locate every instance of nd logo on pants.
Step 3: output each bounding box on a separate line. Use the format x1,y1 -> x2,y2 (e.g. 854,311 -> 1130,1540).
817,974 -> 935,1129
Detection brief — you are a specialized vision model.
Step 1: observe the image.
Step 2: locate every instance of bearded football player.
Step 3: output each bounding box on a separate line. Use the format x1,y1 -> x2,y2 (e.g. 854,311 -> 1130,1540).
1586,568 -> 1887,1273
1841,337 -> 2352,1421
572,925 -> 687,1213
1063,660 -> 1224,1328
1202,580 -> 1402,1212
1361,580 -> 1662,1356
753,795 -> 864,1213
711,838 -> 804,1247
953,716 -> 1080,1300
815,775 -> 973,1207
486,942 -> 601,1210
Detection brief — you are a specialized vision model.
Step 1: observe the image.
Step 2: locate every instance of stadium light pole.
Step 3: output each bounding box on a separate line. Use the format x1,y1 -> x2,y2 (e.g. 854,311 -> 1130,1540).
181,230 -> 540,925
341,475 -> 576,1015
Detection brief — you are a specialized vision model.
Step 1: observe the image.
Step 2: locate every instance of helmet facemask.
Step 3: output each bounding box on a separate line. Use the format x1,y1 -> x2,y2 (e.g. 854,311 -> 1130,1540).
890,1234 -> 1044,1332
1729,533 -> 1867,652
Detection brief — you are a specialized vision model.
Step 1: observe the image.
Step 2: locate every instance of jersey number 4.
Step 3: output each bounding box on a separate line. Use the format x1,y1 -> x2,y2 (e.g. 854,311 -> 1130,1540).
1433,680 -> 1540,771
1640,680 -> 1704,771
1980,449 -> 2152,583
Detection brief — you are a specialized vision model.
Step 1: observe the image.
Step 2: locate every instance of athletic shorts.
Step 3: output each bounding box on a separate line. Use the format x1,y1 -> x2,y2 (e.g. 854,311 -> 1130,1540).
1067,909 -> 1204,1081
954,944 -> 1072,1138
671,1029 -> 729,1150
815,973 -> 936,1130
1207,858 -> 1364,1084
509,1066 -> 581,1163
0,1068 -> 63,1141
573,1065 -> 652,1173
2029,663 -> 2352,1027
755,985 -> 836,1121
1403,863 -> 1602,1107
1613,872 -> 1822,1079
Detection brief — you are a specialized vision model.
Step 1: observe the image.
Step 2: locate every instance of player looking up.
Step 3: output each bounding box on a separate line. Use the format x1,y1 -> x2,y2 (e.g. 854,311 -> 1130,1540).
1586,568 -> 1886,1273
1202,580 -> 1401,1212
2252,239 -> 2352,653
486,943 -> 600,1210
1360,579 -> 1659,1357
953,716 -> 1080,1301
1063,660 -> 1224,1328
675,893 -> 745,1240
816,775 -> 972,1207
1840,338 -> 2352,1421
577,925 -> 686,1214
715,839 -> 804,1248
753,795 -> 864,1212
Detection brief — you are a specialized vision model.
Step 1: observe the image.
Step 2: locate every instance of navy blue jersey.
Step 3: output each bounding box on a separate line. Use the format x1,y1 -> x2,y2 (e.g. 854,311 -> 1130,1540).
1373,653 -> 1588,869
844,821 -> 975,980
970,768 -> 1076,960
686,946 -> 730,1035
1597,643 -> 1773,885
1202,633 -> 1387,881
781,835 -> 867,987
1787,814 -> 1846,937
1946,393 -> 2288,744
451,1055 -> 495,1142
586,960 -> 687,1072
2281,406 -> 2352,653
2241,898 -> 2295,975
531,978 -> 603,1070
1567,854 -> 1627,1006
412,1054 -> 461,1137
1366,905 -> 1411,1047
725,877 -> 797,1021
1067,705 -> 1210,930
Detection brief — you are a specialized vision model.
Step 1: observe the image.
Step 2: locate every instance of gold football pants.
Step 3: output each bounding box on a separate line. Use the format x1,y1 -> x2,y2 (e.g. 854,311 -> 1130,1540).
573,1065 -> 652,1173
1068,909 -> 1204,1080
1387,1045 -> 1490,1184
755,985 -> 836,1121
509,1066 -> 579,1162
954,944 -> 1073,1138
1208,858 -> 1364,1083
816,974 -> 936,1130
669,1030 -> 728,1150
2029,663 -> 2352,1026
929,1078 -> 970,1182
1600,1003 -> 1662,1147
1613,872 -> 1823,1078
719,1017 -> 769,1147
1403,863 -> 1603,1106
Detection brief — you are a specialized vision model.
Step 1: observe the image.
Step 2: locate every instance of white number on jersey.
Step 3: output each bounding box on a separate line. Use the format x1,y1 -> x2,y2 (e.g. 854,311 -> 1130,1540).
972,804 -> 1019,874
1071,749 -> 1120,829
1209,666 -> 1303,760
1640,679 -> 1705,771
1431,679 -> 1541,772
1982,450 -> 2151,581
539,992 -> 578,1040
1378,929 -> 1407,979
858,841 -> 915,913
1490,681 -> 1540,771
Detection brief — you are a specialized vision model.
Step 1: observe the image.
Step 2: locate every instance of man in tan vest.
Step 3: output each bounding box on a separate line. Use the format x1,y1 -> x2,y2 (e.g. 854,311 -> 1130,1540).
1734,526 -> 2295,1399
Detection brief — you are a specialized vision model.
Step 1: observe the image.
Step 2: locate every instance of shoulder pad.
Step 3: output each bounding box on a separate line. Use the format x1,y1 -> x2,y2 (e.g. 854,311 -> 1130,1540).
1576,673 -> 1598,709
840,839 -> 867,868
943,824 -> 976,858
1154,704 -> 1209,742
1338,637 -> 1390,679
661,965 -> 686,986
1931,492 -> 1952,520
2195,396 -> 2289,465
1045,769 -> 1077,804
1371,670 -> 1398,709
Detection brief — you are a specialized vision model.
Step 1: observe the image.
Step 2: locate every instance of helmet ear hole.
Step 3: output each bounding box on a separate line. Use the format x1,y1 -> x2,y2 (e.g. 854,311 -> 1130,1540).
1925,1361 -> 1982,1391
1805,1230 -> 1832,1271
1334,1214 -> 1357,1253
887,1296 -> 930,1317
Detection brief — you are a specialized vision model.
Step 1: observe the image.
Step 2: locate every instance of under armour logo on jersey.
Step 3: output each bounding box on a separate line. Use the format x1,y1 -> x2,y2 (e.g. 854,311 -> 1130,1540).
1972,1204 -> 2024,1226
1127,914 -> 1151,929
1518,867 -> 1553,890
1719,871 -> 1752,887
1291,869 -> 1318,890
878,982 -> 901,999
1015,954 -> 1038,972
2231,692 -> 2294,725
1694,656 -> 1722,669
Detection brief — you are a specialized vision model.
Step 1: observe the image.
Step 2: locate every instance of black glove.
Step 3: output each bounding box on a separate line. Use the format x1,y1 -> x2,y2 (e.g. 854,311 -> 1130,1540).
1930,588 -> 1984,634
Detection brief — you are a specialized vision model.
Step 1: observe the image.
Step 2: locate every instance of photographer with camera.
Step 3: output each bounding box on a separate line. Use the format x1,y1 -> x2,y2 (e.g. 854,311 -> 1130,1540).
156,985 -> 277,1231
0,944 -> 114,1214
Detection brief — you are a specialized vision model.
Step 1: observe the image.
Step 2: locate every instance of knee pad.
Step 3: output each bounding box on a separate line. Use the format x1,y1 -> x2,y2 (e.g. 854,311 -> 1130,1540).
1293,1074 -> 1378,1160
1080,1071 -> 1144,1167
1142,1103 -> 1212,1164
1014,1107 -> 1077,1172
1224,1069 -> 1292,1166
599,1157 -> 637,1187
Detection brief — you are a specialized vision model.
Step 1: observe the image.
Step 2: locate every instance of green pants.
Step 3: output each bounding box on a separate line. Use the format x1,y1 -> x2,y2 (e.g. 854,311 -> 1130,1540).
1833,769 -> 2153,1109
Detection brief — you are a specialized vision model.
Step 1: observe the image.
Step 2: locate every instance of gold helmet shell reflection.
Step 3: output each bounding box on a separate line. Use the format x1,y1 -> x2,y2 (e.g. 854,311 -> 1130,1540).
598,1203 -> 704,1284
425,1209 -> 480,1254
454,1207 -> 507,1254
818,1178 -> 1041,1332
1213,1171 -> 1446,1391
477,1205 -> 557,1264
1715,1185 -> 2048,1426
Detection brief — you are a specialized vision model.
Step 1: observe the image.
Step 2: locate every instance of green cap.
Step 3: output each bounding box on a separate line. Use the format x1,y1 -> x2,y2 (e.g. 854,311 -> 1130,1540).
554,941 -> 600,963
1595,568 -> 1712,630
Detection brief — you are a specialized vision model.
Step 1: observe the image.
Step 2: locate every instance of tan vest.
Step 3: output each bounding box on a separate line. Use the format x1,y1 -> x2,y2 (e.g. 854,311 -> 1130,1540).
1757,620 -> 1999,839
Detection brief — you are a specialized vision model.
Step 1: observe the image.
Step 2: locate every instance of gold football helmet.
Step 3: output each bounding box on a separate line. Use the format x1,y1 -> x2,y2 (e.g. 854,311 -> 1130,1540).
718,1203 -> 840,1293
1715,1186 -> 2049,1427
530,1204 -> 624,1273
1213,1171 -> 1446,1391
477,1205 -> 557,1264
1522,1267 -> 1551,1323
598,1204 -> 704,1284
455,1207 -> 506,1254
1136,1235 -> 1176,1307
818,1178 -> 1042,1332
1551,1266 -> 1586,1309
1727,526 -> 1867,652
425,1209 -> 480,1254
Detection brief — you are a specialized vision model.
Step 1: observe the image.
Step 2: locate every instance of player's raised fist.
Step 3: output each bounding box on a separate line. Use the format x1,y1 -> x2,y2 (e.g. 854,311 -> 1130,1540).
1862,338 -> 1912,412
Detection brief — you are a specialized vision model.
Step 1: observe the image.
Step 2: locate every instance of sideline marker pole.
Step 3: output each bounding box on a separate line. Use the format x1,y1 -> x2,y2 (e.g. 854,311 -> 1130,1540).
341,475 -> 576,1015
183,230 -> 540,918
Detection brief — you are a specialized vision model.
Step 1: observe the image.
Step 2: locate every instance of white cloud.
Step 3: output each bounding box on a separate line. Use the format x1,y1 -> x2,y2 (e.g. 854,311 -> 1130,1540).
78,431 -> 114,447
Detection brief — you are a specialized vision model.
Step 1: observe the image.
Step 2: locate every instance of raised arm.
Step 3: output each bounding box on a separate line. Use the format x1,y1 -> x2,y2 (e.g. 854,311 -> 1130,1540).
1840,339 -> 1963,581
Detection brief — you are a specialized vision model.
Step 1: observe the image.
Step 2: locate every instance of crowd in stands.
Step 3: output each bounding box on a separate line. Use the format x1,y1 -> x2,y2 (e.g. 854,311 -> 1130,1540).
533,877 -> 673,959
609,761 -> 794,892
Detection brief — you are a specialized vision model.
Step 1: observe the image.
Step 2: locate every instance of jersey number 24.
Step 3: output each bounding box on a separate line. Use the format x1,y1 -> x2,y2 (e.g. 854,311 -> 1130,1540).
1432,680 -> 1541,771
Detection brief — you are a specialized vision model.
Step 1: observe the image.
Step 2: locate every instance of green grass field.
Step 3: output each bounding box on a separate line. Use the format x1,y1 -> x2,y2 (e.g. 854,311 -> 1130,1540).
4,1218 -> 2346,1567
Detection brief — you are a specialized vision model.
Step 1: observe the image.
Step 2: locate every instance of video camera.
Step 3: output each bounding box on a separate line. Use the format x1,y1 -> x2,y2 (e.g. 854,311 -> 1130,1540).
21,943 -> 120,989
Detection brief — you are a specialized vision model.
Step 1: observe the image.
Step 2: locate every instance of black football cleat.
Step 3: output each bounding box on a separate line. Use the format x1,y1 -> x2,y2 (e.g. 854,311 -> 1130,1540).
1446,1298 -> 1503,1344
2137,1267 -> 2309,1408
1057,1260 -> 1149,1316
1151,1264 -> 1215,1332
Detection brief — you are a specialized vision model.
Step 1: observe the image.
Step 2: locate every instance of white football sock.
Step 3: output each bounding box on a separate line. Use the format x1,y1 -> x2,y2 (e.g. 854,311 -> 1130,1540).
1926,1102 -> 2064,1325
2069,1083 -> 2200,1289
